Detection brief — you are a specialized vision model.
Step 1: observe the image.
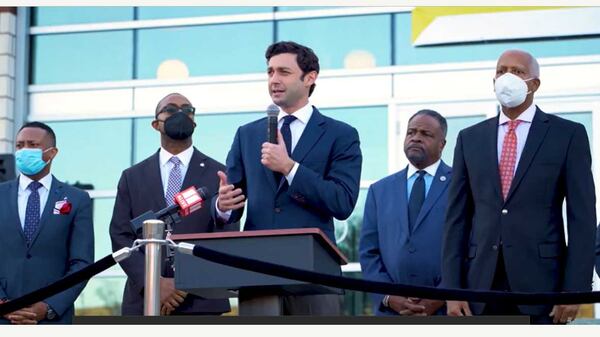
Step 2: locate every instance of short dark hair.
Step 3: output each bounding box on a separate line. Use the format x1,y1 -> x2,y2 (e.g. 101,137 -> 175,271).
265,41 -> 320,96
409,109 -> 447,138
155,92 -> 191,117
19,121 -> 56,147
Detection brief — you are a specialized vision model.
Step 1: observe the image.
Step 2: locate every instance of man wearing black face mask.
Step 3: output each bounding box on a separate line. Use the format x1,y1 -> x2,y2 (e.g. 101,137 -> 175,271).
110,93 -> 235,316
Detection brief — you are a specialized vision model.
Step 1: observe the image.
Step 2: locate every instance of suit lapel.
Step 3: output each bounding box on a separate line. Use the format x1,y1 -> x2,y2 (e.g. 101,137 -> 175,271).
148,151 -> 167,209
397,170 -> 410,239
182,148 -> 209,190
486,116 -> 503,201
413,162 -> 451,232
29,176 -> 63,249
505,108 -> 550,203
274,107 -> 326,194
290,107 -> 326,163
7,179 -> 26,242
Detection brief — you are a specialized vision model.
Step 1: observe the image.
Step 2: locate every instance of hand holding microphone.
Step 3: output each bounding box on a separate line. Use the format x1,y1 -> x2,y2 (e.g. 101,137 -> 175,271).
263,103 -> 295,175
261,130 -> 295,175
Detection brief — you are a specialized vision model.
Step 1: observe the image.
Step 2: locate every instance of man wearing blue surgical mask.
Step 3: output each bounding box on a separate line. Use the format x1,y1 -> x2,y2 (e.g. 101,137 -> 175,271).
0,122 -> 94,324
442,50 -> 596,324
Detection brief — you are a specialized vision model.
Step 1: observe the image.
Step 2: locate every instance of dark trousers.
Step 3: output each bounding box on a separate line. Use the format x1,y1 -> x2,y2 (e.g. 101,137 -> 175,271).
483,248 -> 554,324
238,290 -> 341,316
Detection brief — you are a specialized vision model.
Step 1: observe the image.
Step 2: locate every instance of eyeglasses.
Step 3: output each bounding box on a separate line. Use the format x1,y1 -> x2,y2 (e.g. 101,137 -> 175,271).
159,105 -> 196,115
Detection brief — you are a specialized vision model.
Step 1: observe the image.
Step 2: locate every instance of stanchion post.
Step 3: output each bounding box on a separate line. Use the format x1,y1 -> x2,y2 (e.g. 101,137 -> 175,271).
143,219 -> 165,316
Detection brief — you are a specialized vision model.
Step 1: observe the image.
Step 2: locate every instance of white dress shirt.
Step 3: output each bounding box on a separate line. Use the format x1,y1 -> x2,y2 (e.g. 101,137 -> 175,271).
159,145 -> 194,196
216,102 -> 314,220
497,103 -> 536,173
18,173 -> 53,229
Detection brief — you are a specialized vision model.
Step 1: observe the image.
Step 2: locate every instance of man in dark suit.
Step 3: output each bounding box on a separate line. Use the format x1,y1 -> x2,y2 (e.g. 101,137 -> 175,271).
360,109 -> 450,316
213,41 -> 362,315
0,122 -> 94,324
110,93 -> 233,316
442,50 -> 596,324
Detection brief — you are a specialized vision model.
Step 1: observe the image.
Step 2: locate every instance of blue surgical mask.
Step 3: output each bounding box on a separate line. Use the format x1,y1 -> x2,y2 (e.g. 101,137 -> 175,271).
15,148 -> 53,176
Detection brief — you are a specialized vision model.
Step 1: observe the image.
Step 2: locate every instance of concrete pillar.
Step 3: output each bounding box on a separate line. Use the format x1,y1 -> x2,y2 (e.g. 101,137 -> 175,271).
0,7 -> 16,154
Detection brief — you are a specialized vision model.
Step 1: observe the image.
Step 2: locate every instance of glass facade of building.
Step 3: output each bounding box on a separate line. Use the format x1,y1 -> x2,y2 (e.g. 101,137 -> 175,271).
22,6 -> 600,316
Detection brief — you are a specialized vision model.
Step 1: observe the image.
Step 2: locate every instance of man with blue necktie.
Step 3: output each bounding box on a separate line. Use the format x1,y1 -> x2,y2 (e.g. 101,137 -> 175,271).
0,122 -> 94,324
360,110 -> 450,316
212,41 -> 362,315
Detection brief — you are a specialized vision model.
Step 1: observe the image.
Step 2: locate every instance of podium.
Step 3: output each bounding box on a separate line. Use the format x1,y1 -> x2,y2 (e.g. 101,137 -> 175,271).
171,228 -> 348,315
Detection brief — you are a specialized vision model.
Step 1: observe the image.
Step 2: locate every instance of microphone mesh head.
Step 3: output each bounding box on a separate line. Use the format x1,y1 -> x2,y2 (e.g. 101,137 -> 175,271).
266,104 -> 280,117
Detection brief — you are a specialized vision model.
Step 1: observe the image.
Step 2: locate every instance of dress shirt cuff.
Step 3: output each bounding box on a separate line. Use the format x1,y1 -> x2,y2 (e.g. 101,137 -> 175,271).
215,197 -> 232,221
285,162 -> 300,185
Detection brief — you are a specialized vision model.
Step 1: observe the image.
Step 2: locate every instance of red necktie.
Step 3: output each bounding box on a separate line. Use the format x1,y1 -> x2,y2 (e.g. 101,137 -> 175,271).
499,120 -> 522,200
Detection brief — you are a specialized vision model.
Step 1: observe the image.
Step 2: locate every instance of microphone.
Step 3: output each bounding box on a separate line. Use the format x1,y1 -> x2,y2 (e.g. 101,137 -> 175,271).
266,104 -> 279,144
129,186 -> 209,233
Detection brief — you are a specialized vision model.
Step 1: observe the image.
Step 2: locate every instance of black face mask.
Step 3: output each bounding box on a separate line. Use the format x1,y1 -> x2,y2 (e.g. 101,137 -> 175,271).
164,112 -> 195,140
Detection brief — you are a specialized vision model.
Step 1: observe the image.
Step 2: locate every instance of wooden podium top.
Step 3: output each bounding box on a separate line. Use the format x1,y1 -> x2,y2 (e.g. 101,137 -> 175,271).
171,228 -> 348,265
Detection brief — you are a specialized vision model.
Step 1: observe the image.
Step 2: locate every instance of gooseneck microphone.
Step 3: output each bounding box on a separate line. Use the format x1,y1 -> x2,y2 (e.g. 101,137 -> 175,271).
267,104 -> 280,144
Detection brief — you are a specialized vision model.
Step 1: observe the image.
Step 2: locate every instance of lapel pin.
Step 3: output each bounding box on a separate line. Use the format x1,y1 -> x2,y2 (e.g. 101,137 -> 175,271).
440,176 -> 447,182
200,162 -> 205,167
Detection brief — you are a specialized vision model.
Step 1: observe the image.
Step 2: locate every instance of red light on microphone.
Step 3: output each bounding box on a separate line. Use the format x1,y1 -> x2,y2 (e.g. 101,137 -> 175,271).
175,186 -> 204,217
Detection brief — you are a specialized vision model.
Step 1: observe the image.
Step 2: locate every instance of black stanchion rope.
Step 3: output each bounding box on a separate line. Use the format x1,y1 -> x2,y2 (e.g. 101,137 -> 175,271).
0,254 -> 116,316
191,244 -> 600,305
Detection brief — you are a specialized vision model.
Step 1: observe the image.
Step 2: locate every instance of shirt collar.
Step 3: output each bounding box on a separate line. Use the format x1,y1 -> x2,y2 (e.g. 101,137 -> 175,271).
19,172 -> 53,192
498,103 -> 536,125
407,159 -> 441,179
277,102 -> 313,125
159,145 -> 194,168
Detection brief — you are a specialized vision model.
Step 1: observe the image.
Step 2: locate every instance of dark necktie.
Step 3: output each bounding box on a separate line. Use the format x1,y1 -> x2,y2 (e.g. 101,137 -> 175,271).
281,115 -> 297,156
275,115 -> 297,184
24,181 -> 43,244
408,171 -> 426,233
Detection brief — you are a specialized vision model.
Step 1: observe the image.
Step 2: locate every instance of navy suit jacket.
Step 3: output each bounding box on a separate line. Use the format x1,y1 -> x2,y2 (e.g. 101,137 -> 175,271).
359,161 -> 451,315
212,107 -> 362,243
442,107 -> 596,315
110,148 -> 233,315
0,176 -> 94,324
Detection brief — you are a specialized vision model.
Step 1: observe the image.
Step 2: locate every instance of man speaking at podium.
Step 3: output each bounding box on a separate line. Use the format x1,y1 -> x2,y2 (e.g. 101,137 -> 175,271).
212,41 -> 363,315
110,93 -> 234,316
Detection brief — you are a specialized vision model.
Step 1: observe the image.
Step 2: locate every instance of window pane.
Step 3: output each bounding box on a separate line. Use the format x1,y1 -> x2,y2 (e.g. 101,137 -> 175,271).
137,6 -> 273,20
321,106 -> 388,181
443,115 -> 487,165
193,112 -> 264,164
31,31 -> 133,84
555,112 -> 593,146
92,198 -> 117,258
136,23 -> 273,79
75,275 -> 126,315
46,119 -> 132,190
277,15 -> 391,70
32,7 -> 134,26
335,188 -> 367,262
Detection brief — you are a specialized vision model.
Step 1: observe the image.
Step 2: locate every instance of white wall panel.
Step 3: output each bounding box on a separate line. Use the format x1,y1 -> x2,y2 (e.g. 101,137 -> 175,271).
29,88 -> 133,120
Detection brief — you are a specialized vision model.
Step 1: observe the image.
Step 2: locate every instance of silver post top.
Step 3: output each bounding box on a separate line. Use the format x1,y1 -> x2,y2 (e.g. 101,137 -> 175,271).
143,219 -> 165,239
